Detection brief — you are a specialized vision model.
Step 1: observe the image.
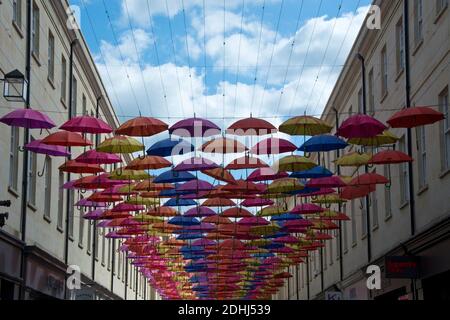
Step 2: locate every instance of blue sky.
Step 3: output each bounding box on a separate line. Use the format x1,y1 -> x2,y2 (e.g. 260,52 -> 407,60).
70,0 -> 371,125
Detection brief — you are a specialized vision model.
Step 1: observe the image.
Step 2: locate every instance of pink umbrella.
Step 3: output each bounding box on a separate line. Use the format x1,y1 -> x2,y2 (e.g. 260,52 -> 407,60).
273,235 -> 299,244
291,203 -> 324,215
25,139 -> 70,157
83,209 -> 105,220
238,217 -> 269,226
169,117 -> 221,137
337,114 -> 387,138
75,198 -> 108,208
241,198 -> 274,207
111,203 -> 145,212
76,150 -> 121,165
61,180 -> 77,189
247,168 -> 289,182
60,115 -> 113,134
306,176 -> 347,188
177,180 -> 214,192
174,157 -> 219,171
185,207 -> 216,217
250,138 -> 297,155
0,108 -> 55,129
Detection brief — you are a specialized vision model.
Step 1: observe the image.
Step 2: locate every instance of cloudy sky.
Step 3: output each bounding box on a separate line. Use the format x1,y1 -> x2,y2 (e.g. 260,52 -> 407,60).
70,0 -> 371,128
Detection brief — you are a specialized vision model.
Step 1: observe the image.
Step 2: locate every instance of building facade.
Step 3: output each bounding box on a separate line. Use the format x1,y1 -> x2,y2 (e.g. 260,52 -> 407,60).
276,0 -> 449,300
0,0 -> 156,300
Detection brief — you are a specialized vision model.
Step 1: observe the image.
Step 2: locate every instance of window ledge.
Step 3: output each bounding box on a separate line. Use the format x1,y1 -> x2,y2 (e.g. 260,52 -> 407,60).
32,52 -> 41,67
57,226 -> 64,234
434,5 -> 448,24
27,203 -> 37,212
412,39 -> 423,56
372,224 -> 379,232
69,236 -> 74,242
380,91 -> 388,104
43,215 -> 51,224
12,21 -> 24,39
78,243 -> 83,250
361,234 -> 368,241
8,186 -> 19,198
439,168 -> 450,179
344,249 -> 349,255
87,250 -> 91,256
384,214 -> 393,222
417,184 -> 429,196
47,77 -> 55,90
399,201 -> 409,210
60,98 -> 67,109
352,242 -> 357,248
395,68 -> 404,82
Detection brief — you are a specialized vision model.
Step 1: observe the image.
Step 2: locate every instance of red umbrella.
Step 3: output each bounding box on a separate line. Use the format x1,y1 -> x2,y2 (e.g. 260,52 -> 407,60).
60,115 -> 112,134
227,117 -> 277,136
201,168 -> 236,184
74,174 -> 125,189
88,192 -> 123,203
369,150 -> 413,164
221,207 -> 253,218
337,114 -> 387,138
75,150 -> 121,164
42,131 -> 92,147
250,138 -> 297,155
247,168 -> 288,182
59,160 -> 104,174
340,184 -> 376,200
306,176 -> 347,188
125,156 -> 171,170
116,117 -> 168,136
349,173 -> 389,186
225,156 -> 269,170
387,106 -> 445,128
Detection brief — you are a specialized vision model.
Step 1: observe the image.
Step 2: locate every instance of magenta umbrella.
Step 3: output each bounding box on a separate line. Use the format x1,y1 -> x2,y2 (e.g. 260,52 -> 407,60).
250,138 -> 297,155
337,114 -> 387,138
83,209 -> 105,220
0,108 -> 56,129
177,180 -> 214,192
291,203 -> 324,215
238,217 -> 269,226
174,157 -> 219,171
75,198 -> 108,208
111,203 -> 145,212
247,168 -> 289,182
61,180 -> 77,190
60,115 -> 113,134
185,207 -> 216,217
76,150 -> 122,165
169,117 -> 221,137
306,176 -> 347,188
25,139 -> 70,157
241,198 -> 274,207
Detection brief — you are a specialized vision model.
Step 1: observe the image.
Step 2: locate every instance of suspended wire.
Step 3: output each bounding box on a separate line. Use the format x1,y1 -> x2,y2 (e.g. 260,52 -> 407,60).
255,0 -> 285,117
249,0 -> 267,116
101,0 -> 142,115
181,0 -> 197,116
274,0 -> 305,117
202,0 -> 208,118
304,0 -> 344,115
232,0 -> 246,117
123,0 -> 154,117
145,0 -> 171,118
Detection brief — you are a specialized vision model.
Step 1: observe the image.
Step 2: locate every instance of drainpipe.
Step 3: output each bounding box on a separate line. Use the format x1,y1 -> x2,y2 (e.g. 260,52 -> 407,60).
306,257 -> 310,300
18,0 -> 32,300
124,254 -> 128,300
64,38 -> 78,300
356,53 -> 372,263
110,238 -> 115,295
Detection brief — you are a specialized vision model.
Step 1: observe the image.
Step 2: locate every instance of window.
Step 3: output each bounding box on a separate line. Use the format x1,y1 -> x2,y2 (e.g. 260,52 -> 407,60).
101,230 -> 106,265
384,165 -> 392,218
13,0 -> 22,29
32,3 -> 40,57
44,156 -> 52,219
107,238 -> 112,270
118,251 -> 121,279
440,88 -> 450,171
436,0 -> 448,16
381,45 -> 388,97
414,0 -> 423,46
61,56 -> 67,103
342,204 -> 348,252
95,228 -> 99,259
399,136 -> 409,204
82,94 -> 87,116
329,235 -> 333,266
48,31 -> 55,82
396,18 -> 405,73
361,200 -> 367,237
78,198 -> 85,247
87,220 -> 92,254
371,189 -> 379,229
57,171 -> 64,230
417,126 -> 427,188
71,77 -> 77,117
27,137 -> 37,206
9,127 -> 20,190
358,88 -> 364,114
68,190 -> 75,238
351,200 -> 357,245
368,69 -> 375,114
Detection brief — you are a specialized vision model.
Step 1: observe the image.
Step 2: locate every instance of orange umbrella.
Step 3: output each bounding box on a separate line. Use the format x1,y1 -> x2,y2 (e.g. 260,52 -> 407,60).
369,150 -> 413,165
203,216 -> 232,225
340,184 -> 376,200
225,156 -> 269,170
202,197 -> 236,207
133,181 -> 173,192
227,117 -> 277,136
201,167 -> 236,184
349,173 -> 389,186
115,117 -> 168,136
59,160 -> 104,174
42,131 -> 92,147
125,156 -> 172,170
146,207 -> 178,217
200,138 -> 248,154
88,192 -> 123,203
221,207 -> 253,218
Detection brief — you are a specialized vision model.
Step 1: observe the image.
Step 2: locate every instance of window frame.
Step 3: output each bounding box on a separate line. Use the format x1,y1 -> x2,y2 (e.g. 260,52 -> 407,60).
27,137 -> 37,207
43,156 -> 52,220
396,18 -> 405,75
439,87 -> 450,172
381,45 -> 388,98
414,0 -> 424,46
9,127 -> 20,191
61,55 -> 67,104
13,0 -> 23,29
48,31 -> 55,83
32,2 -> 40,57
416,126 -> 427,189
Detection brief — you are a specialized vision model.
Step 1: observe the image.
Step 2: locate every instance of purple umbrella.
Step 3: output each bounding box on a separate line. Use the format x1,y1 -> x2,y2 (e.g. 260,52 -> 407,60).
177,180 -> 214,192
25,139 -> 70,157
61,180 -> 77,190
75,150 -> 121,165
83,209 -> 105,220
60,115 -> 113,134
184,207 -> 216,217
0,108 -> 56,129
75,198 -> 108,208
306,176 -> 347,188
173,157 -> 219,171
111,203 -> 145,212
169,117 -> 221,137
238,217 -> 269,226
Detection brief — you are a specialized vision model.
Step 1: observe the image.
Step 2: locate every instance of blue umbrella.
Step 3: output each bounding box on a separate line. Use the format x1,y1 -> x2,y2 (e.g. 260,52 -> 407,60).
146,138 -> 194,157
271,213 -> 302,221
263,232 -> 289,239
177,233 -> 204,240
298,134 -> 348,152
286,186 -> 321,195
168,216 -> 200,226
153,170 -> 196,183
164,198 -> 197,207
159,184 -> 191,197
290,166 -> 333,179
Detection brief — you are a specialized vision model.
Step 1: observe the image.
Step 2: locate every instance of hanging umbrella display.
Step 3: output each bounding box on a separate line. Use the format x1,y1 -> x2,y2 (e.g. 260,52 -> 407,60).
298,135 -> 348,152
116,117 -> 168,136
0,108 -> 56,129
250,138 -> 297,155
169,117 -> 221,137
337,114 -> 387,138
369,150 -> 413,165
200,138 -> 247,154
24,139 -> 70,157
335,152 -> 371,167
125,156 -> 172,170
60,115 -> 112,134
348,130 -> 399,147
279,116 -> 332,136
42,131 -> 92,147
227,117 -> 277,136
146,138 -> 194,157
75,150 -> 121,165
109,168 -> 151,180
276,155 -> 316,172
226,156 -> 269,170
97,136 -> 144,154
59,160 -> 104,174
387,106 -> 445,128
174,157 -> 219,172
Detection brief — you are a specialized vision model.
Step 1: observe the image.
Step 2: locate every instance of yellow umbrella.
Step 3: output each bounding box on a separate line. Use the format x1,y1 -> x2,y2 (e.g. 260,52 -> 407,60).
335,152 -> 371,167
257,205 -> 289,217
109,168 -> 152,180
312,194 -> 347,204
96,135 -> 144,154
125,196 -> 159,206
339,175 -> 354,184
279,116 -> 333,136
348,130 -> 399,147
250,224 -> 280,236
276,155 -> 317,172
267,178 -> 304,194
132,214 -> 164,223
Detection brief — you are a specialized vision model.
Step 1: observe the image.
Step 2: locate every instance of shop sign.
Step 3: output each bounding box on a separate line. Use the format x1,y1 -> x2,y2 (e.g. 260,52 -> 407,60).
385,256 -> 420,279
74,288 -> 95,300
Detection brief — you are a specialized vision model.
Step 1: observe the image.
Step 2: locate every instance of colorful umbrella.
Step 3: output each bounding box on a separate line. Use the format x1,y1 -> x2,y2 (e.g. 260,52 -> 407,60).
75,150 -> 121,164
200,138 -> 247,154
24,139 -> 70,157
267,178 -> 304,194
276,155 -> 316,172
221,207 -> 253,218
153,170 -> 196,183
279,116 -> 332,136
349,173 -> 389,186
290,203 -> 324,215
109,168 -> 151,180
335,152 -> 371,167
60,115 -> 112,134
387,106 -> 445,128
306,176 -> 347,188
201,167 -> 236,184
116,117 -> 168,136
250,138 -> 297,155
337,114 -> 387,138
225,156 -> 269,170
290,166 -> 332,179
202,198 -> 236,207
146,138 -> 194,157
59,160 -> 104,174
340,184 -> 376,200
247,168 -> 288,182
369,150 -> 413,164
299,135 -> 348,152
42,131 -> 92,147
227,117 -> 277,136
348,130 -> 399,147
169,117 -> 221,137
0,108 -> 56,129
125,156 -> 172,170
97,136 -> 144,154
241,198 -> 274,207
174,157 -> 219,171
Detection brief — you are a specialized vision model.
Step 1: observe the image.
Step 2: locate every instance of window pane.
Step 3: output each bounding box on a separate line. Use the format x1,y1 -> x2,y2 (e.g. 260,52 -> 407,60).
57,171 -> 64,229
44,156 -> 52,218
9,127 -> 19,190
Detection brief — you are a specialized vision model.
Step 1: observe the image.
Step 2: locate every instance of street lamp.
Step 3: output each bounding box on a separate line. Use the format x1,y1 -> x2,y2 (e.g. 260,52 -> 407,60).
2,69 -> 28,102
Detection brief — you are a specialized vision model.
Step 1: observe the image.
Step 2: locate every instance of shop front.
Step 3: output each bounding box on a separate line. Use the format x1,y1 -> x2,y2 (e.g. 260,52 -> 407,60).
0,230 -> 23,300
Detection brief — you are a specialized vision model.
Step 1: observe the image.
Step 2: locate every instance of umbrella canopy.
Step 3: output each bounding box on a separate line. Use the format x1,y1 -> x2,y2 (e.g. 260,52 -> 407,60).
227,117 -> 277,136
125,156 -> 172,170
306,176 -> 347,188
247,168 -> 288,182
290,203 -> 324,215
75,150 -> 121,164
276,155 -> 316,172
116,117 -> 168,136
348,130 -> 399,147
335,152 -> 371,167
42,131 -> 92,147
153,170 -> 196,183
146,138 -> 194,157
369,150 -> 413,164
97,136 -> 144,154
202,198 -> 236,207
200,138 -> 247,154
226,156 -> 269,170
267,178 -> 304,194
24,139 -> 70,157
337,114 -> 387,138
169,117 -> 221,137
60,115 -> 112,134
146,207 -> 178,217
0,108 -> 56,129
221,207 -> 253,218
174,157 -> 219,171
290,166 -> 332,179
73,174 -> 124,189
59,160 -> 104,174
241,198 -> 274,207
349,173 -> 389,186
201,167 -> 236,184
340,184 -> 376,200
387,106 -> 445,128
177,180 -> 214,192
250,138 -> 297,155
184,207 -> 216,218
109,168 -> 151,180
279,116 -> 332,136
299,135 -> 348,152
